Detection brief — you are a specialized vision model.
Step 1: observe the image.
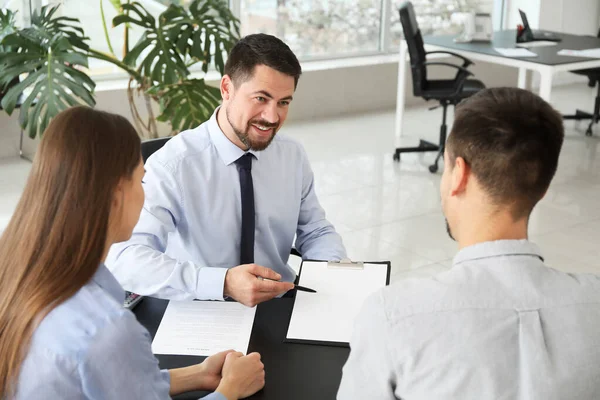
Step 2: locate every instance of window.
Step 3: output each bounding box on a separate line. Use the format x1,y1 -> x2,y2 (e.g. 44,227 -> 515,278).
18,0 -> 504,76
389,0 -> 496,50
240,0 -> 383,60
3,0 -> 35,27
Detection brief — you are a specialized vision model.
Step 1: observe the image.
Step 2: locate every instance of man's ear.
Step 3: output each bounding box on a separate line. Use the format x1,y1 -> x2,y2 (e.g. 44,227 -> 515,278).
221,75 -> 233,101
450,156 -> 470,196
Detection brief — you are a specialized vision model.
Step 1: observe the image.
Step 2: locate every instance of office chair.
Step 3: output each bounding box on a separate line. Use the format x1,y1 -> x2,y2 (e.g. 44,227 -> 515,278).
394,1 -> 485,173
140,135 -> 303,258
141,136 -> 171,163
562,27 -> 600,136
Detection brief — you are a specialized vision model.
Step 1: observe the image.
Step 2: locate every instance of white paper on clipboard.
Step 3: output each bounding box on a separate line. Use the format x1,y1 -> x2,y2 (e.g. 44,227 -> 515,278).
285,261 -> 389,345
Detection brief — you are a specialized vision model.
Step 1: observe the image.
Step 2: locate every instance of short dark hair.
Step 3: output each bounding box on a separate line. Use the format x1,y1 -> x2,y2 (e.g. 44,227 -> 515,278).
224,33 -> 302,89
446,87 -> 564,219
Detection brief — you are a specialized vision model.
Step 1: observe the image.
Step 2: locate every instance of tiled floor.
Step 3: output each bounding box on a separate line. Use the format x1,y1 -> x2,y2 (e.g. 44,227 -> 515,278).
1,83 -> 600,280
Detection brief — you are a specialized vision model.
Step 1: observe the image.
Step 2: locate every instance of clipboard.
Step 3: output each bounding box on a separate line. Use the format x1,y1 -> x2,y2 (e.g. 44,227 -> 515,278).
284,259 -> 391,348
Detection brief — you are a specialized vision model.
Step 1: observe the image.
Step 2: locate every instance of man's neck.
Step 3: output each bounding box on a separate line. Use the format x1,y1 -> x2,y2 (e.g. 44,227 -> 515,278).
216,106 -> 248,151
457,212 -> 528,249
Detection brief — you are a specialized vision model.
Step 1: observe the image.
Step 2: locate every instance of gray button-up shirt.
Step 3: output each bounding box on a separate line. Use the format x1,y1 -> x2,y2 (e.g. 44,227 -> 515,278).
338,240 -> 600,400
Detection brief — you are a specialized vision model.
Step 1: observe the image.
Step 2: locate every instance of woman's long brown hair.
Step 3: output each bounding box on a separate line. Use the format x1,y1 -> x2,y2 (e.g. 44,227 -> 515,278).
0,106 -> 141,397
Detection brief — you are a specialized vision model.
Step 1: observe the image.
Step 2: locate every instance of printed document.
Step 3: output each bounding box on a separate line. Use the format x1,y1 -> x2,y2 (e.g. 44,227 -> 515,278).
152,301 -> 256,356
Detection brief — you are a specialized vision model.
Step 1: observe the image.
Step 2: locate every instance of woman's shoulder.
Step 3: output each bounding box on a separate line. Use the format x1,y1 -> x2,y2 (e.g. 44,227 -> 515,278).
28,280 -> 134,361
18,283 -> 153,398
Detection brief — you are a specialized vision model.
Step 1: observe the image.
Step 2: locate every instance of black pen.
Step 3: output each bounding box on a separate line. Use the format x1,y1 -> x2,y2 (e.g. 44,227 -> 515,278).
294,285 -> 317,293
257,276 -> 317,293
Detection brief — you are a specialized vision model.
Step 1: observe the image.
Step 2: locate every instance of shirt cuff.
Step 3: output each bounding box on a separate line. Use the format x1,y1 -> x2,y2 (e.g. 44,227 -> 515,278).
195,267 -> 228,300
160,369 -> 171,394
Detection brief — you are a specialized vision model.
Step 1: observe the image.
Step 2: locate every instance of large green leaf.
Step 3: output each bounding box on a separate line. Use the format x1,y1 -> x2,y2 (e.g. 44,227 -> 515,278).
112,0 -> 239,84
148,79 -> 221,132
99,0 -> 238,135
0,5 -> 95,138
185,0 -> 240,74
0,9 -> 17,46
0,9 -> 18,94
113,2 -> 189,84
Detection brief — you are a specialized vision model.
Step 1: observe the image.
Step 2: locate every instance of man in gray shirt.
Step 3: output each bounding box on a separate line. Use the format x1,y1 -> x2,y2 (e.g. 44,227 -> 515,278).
338,87 -> 600,400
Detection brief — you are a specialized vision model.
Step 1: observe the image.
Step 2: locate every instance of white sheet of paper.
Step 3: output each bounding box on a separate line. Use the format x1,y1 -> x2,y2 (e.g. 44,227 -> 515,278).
515,41 -> 557,48
286,261 -> 388,344
558,48 -> 600,58
152,301 -> 257,356
494,48 -> 538,57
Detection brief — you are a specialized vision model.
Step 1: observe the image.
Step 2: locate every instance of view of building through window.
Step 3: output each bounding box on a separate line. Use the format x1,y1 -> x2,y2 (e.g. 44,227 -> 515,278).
390,0 -> 494,48
240,0 -> 382,59
25,0 -> 499,75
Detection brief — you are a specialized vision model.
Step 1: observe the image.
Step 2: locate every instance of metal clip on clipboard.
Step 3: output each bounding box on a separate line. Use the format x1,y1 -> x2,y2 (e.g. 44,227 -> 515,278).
327,259 -> 364,270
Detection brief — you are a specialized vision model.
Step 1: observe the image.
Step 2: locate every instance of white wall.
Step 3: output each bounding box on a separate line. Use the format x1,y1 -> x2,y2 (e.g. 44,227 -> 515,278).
540,0 -> 599,35
504,0 -> 600,88
504,0 -> 599,35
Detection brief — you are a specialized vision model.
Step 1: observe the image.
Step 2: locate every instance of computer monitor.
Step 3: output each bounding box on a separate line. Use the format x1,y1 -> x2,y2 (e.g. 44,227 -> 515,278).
518,9 -> 531,30
517,9 -> 561,42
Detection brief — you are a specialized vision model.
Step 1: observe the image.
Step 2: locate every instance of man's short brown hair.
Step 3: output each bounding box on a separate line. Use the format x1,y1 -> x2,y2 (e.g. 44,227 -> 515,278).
224,33 -> 302,89
446,87 -> 564,219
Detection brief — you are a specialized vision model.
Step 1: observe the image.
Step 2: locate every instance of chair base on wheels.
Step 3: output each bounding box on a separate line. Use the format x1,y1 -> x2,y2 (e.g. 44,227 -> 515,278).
563,83 -> 600,137
563,109 -> 598,137
393,101 -> 450,173
393,140 -> 442,173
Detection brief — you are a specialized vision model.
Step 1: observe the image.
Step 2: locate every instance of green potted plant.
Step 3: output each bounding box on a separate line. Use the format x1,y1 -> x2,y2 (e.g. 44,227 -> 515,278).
0,5 -> 96,139
0,9 -> 19,104
92,0 -> 240,138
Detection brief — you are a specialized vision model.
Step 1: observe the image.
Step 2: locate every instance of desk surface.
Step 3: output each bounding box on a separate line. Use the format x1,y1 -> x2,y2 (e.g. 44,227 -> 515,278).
134,297 -> 350,400
424,30 -> 600,66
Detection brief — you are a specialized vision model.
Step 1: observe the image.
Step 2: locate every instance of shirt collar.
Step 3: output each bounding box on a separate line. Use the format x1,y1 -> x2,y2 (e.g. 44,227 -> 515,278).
208,106 -> 261,166
92,264 -> 125,304
453,239 -> 544,267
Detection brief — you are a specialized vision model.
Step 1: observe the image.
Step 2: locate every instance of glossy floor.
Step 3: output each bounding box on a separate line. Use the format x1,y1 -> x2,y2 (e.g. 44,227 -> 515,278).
1,83 -> 599,281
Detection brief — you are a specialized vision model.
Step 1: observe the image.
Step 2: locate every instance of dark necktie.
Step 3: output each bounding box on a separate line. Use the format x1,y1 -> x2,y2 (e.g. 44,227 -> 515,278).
235,153 -> 255,265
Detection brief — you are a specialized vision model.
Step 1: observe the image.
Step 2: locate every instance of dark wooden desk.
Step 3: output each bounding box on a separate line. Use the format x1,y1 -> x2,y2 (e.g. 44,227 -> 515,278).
134,296 -> 350,400
395,30 -> 600,142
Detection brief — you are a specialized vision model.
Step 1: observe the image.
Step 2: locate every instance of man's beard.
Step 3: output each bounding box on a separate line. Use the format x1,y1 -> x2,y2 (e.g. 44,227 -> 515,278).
226,107 -> 278,151
445,218 -> 455,241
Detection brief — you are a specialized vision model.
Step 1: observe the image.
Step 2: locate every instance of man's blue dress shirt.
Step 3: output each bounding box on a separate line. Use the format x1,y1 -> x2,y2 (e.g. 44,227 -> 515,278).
107,108 -> 346,300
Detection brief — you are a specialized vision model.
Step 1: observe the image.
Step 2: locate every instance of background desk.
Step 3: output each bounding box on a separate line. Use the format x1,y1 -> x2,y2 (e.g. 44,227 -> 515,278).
134,297 -> 350,400
394,30 -> 600,146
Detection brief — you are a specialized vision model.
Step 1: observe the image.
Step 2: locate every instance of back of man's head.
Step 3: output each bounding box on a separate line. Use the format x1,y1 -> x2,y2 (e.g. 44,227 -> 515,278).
224,33 -> 302,89
446,87 -> 564,219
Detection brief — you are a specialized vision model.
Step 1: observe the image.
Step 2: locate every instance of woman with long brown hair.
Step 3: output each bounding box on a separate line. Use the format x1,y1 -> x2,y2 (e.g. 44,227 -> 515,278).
0,107 -> 265,399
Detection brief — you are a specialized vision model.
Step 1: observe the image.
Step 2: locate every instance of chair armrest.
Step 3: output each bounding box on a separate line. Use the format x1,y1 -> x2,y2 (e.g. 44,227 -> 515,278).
426,50 -> 474,67
422,62 -> 474,97
422,62 -> 474,77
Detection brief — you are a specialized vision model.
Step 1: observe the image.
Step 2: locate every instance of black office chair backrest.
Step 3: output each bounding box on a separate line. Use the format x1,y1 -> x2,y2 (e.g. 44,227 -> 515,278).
399,1 -> 427,96
141,137 -> 171,163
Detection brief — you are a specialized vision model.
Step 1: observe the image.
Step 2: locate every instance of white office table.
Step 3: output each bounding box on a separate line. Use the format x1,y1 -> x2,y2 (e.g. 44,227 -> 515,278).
395,30 -> 600,146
